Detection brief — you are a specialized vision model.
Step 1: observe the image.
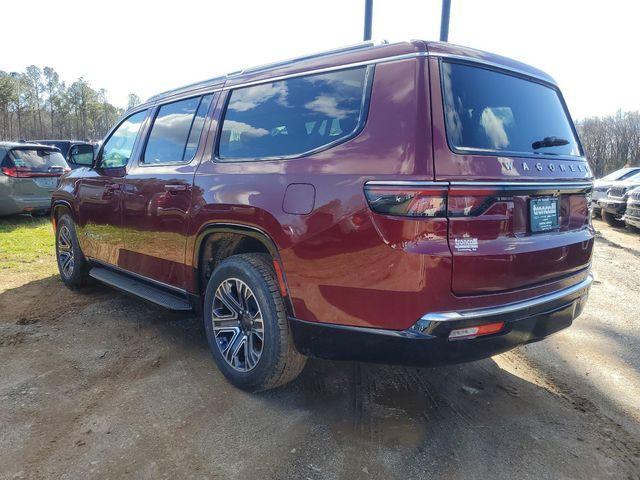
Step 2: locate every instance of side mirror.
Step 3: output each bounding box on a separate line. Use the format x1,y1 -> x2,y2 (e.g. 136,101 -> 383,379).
69,145 -> 95,168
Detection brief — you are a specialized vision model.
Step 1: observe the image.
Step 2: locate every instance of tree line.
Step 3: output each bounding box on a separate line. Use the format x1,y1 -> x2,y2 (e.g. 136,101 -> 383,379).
576,110 -> 640,178
0,66 -> 141,142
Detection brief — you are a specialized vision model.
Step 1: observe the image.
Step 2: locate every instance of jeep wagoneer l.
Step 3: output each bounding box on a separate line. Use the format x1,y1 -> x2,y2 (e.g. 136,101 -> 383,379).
51,41 -> 594,391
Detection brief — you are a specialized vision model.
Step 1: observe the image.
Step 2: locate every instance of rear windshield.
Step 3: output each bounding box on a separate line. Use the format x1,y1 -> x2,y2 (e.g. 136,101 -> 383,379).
8,149 -> 68,172
441,62 -> 581,157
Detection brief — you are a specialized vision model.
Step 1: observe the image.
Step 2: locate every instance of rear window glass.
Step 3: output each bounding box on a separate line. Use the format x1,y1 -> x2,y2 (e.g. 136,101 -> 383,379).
8,149 -> 67,172
218,67 -> 369,160
441,62 -> 581,157
143,94 -> 213,165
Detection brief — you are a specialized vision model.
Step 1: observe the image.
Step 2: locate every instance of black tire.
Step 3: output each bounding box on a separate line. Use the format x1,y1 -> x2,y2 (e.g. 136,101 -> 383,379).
602,210 -> 625,228
203,253 -> 306,392
55,213 -> 90,288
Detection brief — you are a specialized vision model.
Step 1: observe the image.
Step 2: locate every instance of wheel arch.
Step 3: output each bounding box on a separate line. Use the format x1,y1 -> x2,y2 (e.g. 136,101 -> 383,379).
193,223 -> 294,316
51,199 -> 74,231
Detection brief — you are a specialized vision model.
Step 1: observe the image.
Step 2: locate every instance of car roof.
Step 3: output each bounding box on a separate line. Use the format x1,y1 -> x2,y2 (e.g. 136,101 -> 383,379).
32,140 -> 93,145
0,141 -> 60,150
137,40 -> 555,109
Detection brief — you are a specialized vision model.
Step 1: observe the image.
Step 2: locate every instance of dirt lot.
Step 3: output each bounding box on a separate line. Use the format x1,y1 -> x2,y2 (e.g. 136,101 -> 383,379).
1,217 -> 639,479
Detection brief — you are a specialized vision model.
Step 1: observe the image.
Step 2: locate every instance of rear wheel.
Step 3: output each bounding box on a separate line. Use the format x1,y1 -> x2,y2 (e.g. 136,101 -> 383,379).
203,253 -> 306,392
56,214 -> 90,288
602,210 -> 625,228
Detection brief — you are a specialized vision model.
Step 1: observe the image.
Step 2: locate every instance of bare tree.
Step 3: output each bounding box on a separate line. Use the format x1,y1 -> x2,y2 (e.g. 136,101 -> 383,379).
577,110 -> 640,177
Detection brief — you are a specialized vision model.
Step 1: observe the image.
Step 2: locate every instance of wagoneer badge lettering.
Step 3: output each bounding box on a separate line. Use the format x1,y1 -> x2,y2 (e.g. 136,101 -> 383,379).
496,160 -> 590,176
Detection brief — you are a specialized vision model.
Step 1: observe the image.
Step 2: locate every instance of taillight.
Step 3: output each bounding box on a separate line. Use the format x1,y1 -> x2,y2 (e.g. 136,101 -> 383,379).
447,187 -> 512,217
364,184 -> 509,218
0,166 -> 63,178
1,166 -> 18,177
364,186 -> 447,217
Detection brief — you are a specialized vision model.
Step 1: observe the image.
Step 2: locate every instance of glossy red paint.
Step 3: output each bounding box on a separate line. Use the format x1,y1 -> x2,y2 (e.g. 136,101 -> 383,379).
52,40 -> 594,334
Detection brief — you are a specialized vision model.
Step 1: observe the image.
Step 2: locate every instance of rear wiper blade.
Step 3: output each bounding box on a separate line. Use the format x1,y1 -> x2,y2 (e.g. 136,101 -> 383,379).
532,136 -> 570,150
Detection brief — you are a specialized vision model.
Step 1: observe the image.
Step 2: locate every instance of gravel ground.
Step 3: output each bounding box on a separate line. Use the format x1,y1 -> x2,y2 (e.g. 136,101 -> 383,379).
0,218 -> 639,480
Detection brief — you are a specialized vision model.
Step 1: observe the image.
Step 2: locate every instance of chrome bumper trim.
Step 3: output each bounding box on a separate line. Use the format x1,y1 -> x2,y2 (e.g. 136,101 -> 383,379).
420,274 -> 593,323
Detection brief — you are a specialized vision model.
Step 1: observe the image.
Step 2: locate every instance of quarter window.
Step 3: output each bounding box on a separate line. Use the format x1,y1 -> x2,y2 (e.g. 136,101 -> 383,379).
143,94 -> 213,165
218,67 -> 369,160
100,110 -> 148,168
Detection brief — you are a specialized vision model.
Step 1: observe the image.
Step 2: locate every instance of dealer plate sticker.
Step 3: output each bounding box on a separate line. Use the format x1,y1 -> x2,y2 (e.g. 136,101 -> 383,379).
530,197 -> 559,232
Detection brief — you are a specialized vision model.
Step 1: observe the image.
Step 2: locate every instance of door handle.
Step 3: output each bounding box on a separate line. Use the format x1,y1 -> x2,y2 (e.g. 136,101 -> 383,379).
105,182 -> 121,191
165,184 -> 190,192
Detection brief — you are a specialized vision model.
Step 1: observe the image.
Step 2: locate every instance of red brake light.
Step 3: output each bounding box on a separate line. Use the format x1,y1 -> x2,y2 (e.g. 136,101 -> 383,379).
1,166 -> 63,178
1,166 -> 18,177
364,186 -> 447,218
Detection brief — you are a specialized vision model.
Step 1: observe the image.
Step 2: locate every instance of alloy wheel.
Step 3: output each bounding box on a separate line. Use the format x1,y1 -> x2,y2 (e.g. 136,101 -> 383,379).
57,225 -> 75,278
211,278 -> 265,372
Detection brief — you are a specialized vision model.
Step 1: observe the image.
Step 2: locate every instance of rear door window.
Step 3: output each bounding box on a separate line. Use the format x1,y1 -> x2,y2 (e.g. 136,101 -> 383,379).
441,61 -> 581,158
143,94 -> 213,165
218,67 -> 370,160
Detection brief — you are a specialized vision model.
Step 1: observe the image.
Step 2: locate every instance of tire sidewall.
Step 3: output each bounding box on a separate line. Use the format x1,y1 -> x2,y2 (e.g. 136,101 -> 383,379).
203,257 -> 284,390
56,214 -> 86,287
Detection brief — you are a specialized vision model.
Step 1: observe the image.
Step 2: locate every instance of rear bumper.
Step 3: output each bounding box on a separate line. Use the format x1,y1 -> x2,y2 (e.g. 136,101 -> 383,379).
0,195 -> 51,216
290,274 -> 592,366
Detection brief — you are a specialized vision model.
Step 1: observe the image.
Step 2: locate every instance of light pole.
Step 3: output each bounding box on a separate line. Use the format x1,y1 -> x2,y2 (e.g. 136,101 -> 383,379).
364,0 -> 373,41
440,0 -> 451,42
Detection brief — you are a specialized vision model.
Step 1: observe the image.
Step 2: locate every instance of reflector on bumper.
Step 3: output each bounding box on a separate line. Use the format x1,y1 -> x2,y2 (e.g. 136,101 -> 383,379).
448,322 -> 505,341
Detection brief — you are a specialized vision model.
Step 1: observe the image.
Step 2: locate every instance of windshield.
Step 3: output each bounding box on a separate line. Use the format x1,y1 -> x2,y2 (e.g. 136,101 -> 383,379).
8,149 -> 68,172
441,62 -> 581,157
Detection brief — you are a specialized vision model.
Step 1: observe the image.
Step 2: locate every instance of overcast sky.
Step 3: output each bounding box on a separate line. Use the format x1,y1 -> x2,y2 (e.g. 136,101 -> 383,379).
3,0 -> 639,119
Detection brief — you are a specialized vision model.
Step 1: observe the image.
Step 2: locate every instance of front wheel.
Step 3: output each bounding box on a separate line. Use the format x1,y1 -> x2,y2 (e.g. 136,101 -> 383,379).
203,253 -> 306,392
56,213 -> 90,288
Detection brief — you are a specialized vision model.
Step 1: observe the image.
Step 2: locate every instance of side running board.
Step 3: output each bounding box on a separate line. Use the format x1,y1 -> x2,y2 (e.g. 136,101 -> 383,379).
89,267 -> 193,312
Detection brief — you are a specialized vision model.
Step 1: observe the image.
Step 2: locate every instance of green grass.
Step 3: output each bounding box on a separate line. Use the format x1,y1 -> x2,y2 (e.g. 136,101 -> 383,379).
0,215 -> 56,273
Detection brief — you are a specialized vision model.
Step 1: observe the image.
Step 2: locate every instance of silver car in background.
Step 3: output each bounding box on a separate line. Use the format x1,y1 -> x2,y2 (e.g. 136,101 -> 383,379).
0,142 -> 70,216
592,167 -> 640,216
623,186 -> 640,231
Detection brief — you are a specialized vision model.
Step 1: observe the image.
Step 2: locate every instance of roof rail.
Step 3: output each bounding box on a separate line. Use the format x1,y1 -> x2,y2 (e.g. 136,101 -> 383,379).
146,40 -> 388,103
229,40 -> 388,78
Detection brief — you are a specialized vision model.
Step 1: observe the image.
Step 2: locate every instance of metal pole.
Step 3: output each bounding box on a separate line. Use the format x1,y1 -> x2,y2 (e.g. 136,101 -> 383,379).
364,0 -> 373,41
440,0 -> 451,42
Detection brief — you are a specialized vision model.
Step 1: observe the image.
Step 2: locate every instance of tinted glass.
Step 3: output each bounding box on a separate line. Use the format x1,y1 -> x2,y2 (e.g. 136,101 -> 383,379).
184,94 -> 214,161
144,95 -> 212,165
619,170 -> 640,181
218,67 -> 368,160
69,144 -> 94,165
442,62 -> 581,157
101,110 -> 147,168
9,149 -> 67,172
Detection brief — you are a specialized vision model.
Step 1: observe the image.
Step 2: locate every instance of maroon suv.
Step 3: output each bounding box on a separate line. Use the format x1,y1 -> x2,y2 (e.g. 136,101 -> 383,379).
51,40 -> 594,391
